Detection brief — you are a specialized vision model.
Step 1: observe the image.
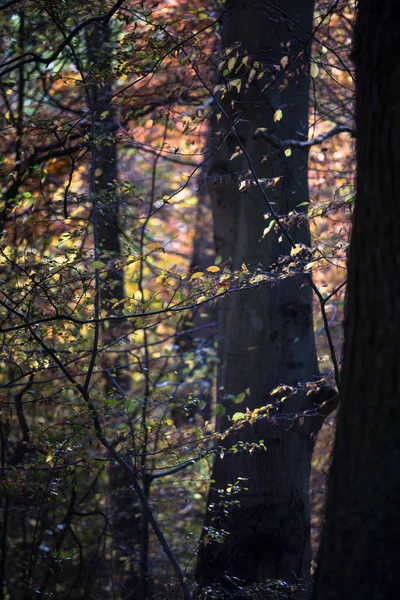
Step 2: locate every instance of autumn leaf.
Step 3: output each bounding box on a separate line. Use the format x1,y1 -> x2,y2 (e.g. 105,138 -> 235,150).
190,271 -> 204,280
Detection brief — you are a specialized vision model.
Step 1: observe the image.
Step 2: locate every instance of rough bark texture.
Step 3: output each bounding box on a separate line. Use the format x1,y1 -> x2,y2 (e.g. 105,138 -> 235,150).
312,2 -> 400,599
196,0 -> 323,593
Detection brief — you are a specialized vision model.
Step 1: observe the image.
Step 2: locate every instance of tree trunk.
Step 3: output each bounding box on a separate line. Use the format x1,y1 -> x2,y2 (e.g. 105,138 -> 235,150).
196,0 -> 323,593
312,2 -> 400,598
86,23 -> 142,599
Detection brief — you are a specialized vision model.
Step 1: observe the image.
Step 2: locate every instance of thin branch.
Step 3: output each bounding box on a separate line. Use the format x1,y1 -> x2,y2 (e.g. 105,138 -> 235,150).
0,14 -> 106,78
258,125 -> 355,150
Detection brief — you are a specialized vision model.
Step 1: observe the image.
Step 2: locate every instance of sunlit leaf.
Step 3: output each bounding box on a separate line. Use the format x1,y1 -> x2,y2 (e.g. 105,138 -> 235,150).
310,63 -> 319,78
190,271 -> 204,280
262,219 -> 276,237
146,243 -> 161,251
232,412 -> 244,422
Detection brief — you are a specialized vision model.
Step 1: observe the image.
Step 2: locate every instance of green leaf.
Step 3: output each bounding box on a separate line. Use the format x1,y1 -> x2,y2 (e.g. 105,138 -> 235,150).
262,219 -> 276,238
232,412 -> 244,422
90,261 -> 105,270
233,392 -> 246,404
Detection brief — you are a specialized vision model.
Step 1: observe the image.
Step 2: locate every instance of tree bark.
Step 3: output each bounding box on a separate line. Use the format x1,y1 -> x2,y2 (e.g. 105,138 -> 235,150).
196,0 -> 323,594
312,2 -> 400,599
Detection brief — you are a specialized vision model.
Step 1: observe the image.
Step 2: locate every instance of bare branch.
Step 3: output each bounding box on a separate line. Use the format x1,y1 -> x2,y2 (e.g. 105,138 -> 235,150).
258,125 -> 355,150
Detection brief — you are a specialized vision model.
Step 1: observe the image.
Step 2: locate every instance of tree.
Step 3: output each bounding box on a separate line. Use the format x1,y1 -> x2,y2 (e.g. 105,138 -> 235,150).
0,1 -> 354,598
196,0 -> 338,595
312,2 -> 400,598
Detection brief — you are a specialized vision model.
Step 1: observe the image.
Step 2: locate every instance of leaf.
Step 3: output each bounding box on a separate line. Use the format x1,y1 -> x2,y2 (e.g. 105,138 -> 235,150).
310,63 -> 319,78
227,56 -> 236,73
232,412 -> 244,422
229,78 -> 242,93
234,392 -> 246,404
90,261 -> 105,270
262,219 -> 276,238
274,109 -> 283,122
248,68 -> 257,84
280,56 -> 289,69
126,398 -> 136,413
284,148 -> 292,157
206,265 -> 220,273
45,454 -> 53,463
146,243 -> 160,251
190,271 -> 204,280
238,179 -> 250,192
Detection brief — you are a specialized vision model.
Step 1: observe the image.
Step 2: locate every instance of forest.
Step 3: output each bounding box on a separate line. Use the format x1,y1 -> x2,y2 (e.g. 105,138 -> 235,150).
0,0 -> 399,599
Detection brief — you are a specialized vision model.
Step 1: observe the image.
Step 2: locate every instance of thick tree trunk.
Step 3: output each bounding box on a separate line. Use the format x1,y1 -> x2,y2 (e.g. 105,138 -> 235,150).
196,0 -> 322,593
312,3 -> 400,599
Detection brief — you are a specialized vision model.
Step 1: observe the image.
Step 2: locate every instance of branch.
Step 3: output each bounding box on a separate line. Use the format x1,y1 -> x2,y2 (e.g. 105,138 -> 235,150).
103,0 -> 126,26
258,125 -> 355,150
149,452 -> 213,481
0,14 -> 105,78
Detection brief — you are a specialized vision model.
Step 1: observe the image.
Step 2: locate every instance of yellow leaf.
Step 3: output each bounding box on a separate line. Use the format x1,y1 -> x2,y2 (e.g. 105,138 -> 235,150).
190,271 -> 204,280
310,63 -> 319,78
146,243 -> 160,251
274,109 -> 283,122
248,68 -> 257,84
284,148 -> 292,157
229,78 -> 242,93
45,454 -> 52,463
206,265 -> 220,273
280,56 -> 288,69
241,263 -> 249,273
227,56 -> 236,73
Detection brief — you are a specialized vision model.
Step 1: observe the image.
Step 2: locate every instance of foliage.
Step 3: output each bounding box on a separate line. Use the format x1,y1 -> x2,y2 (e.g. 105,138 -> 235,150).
0,1 -> 354,598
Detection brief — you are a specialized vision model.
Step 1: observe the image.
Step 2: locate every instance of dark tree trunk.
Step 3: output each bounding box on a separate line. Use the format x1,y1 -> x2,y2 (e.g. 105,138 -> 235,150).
312,2 -> 400,599
196,0 -> 324,594
86,23 -> 142,599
